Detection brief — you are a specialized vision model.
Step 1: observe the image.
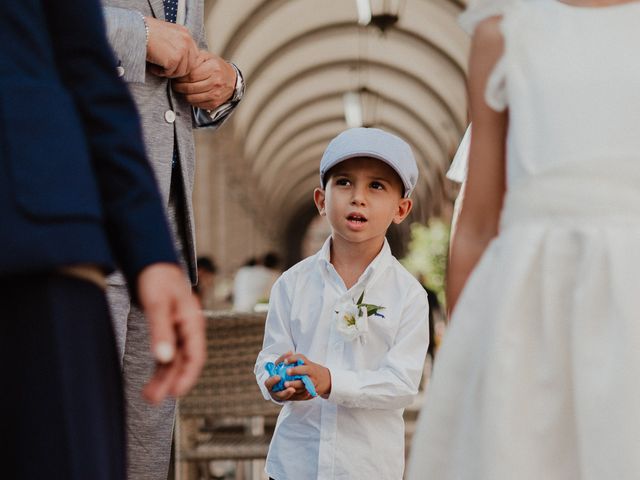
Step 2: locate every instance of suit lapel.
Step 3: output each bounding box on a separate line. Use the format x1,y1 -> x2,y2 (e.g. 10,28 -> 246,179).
147,0 -> 165,20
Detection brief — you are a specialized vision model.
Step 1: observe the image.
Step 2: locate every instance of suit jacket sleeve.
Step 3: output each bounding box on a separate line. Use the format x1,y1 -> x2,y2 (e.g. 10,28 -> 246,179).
42,0 -> 178,293
103,6 -> 148,83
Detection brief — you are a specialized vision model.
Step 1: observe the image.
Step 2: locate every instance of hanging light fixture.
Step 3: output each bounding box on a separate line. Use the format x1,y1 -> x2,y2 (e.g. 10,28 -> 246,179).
343,87 -> 380,129
343,91 -> 363,128
356,0 -> 372,26
355,0 -> 404,32
359,87 -> 379,128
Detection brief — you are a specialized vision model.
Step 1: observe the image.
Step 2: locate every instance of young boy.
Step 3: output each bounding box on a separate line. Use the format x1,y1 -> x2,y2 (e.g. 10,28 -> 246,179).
255,127 -> 430,479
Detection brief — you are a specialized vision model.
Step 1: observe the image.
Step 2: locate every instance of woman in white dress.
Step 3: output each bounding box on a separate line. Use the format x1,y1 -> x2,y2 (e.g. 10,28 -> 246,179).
407,1 -> 640,478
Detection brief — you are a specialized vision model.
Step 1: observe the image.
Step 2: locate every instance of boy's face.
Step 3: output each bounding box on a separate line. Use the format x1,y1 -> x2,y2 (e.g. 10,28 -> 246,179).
314,157 -> 413,248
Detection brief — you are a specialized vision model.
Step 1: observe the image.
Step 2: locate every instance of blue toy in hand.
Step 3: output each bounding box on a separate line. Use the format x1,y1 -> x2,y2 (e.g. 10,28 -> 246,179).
265,359 -> 318,397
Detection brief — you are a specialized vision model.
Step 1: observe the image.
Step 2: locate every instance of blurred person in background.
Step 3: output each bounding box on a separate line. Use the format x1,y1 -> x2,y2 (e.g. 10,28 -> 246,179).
233,253 -> 281,312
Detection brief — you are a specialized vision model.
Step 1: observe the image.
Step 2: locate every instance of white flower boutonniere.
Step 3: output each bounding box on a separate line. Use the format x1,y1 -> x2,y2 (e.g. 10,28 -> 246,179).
335,291 -> 385,344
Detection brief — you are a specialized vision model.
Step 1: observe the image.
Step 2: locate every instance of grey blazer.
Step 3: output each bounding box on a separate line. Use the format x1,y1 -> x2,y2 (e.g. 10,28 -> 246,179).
102,0 -> 210,285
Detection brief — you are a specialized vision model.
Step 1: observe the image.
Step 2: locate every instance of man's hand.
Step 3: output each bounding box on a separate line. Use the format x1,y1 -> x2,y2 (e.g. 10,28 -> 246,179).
172,50 -> 236,110
136,263 -> 206,404
145,16 -> 199,78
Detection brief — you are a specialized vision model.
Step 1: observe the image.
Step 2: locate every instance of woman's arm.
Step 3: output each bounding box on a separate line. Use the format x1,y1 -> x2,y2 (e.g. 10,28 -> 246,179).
446,17 -> 508,314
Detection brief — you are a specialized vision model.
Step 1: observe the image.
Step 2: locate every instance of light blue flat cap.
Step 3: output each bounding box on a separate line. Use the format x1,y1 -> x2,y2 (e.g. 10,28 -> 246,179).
319,127 -> 418,198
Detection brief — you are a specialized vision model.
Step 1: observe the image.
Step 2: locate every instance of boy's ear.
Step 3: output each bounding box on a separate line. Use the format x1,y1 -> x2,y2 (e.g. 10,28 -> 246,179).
392,198 -> 413,224
314,187 -> 326,216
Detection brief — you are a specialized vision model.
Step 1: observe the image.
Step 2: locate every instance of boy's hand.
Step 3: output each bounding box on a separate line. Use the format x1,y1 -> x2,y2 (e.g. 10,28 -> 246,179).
284,353 -> 332,398
265,374 -> 296,402
265,351 -> 296,402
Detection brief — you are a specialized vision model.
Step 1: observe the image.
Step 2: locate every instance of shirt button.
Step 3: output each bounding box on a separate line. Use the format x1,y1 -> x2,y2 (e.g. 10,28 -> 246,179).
115,65 -> 125,78
164,110 -> 176,123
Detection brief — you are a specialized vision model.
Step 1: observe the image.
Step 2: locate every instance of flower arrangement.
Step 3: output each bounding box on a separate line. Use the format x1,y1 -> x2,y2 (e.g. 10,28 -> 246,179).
335,291 -> 384,344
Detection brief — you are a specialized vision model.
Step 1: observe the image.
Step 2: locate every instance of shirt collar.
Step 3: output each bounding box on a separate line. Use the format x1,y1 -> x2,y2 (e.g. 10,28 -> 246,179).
317,236 -> 333,268
316,236 -> 393,294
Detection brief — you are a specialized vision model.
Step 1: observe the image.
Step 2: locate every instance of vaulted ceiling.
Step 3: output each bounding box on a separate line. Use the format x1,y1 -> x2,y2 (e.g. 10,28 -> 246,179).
203,0 -> 469,247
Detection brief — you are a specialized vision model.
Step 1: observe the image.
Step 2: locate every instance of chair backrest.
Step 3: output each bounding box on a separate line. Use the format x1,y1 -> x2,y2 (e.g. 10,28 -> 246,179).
179,311 -> 281,419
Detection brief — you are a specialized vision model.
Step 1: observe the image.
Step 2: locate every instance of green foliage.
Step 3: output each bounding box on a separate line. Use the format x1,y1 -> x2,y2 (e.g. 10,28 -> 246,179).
400,220 -> 450,307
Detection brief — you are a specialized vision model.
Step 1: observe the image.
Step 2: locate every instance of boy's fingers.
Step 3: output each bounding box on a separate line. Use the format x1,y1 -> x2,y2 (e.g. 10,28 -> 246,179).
290,391 -> 312,401
274,392 -> 285,401
285,353 -> 309,365
284,379 -> 305,391
287,365 -> 309,377
273,387 -> 295,401
285,353 -> 301,363
275,351 -> 294,364
265,375 -> 281,389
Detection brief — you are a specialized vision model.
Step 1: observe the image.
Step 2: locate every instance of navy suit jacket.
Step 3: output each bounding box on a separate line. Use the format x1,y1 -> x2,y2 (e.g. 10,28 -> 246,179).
0,0 -> 177,287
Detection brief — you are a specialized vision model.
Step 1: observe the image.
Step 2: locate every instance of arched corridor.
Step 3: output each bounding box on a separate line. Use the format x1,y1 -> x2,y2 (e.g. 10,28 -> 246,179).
193,0 -> 469,277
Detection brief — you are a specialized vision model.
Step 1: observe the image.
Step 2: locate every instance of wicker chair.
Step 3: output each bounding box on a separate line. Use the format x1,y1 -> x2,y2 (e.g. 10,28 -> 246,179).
175,311 -> 281,480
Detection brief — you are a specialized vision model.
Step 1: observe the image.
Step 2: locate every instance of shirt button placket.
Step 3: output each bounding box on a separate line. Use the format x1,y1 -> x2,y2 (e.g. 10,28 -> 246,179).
317,285 -> 342,478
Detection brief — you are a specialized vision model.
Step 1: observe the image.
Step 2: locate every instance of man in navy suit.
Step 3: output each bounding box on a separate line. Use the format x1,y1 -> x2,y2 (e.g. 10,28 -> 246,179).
0,1 -> 205,478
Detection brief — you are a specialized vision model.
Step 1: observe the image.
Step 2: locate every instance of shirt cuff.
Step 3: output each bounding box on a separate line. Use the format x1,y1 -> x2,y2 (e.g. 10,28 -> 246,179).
192,102 -> 237,128
256,365 -> 285,406
193,63 -> 244,128
327,369 -> 361,407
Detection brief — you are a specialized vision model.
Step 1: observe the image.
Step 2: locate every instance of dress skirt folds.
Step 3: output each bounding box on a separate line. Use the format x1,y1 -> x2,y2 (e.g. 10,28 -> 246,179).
409,161 -> 640,479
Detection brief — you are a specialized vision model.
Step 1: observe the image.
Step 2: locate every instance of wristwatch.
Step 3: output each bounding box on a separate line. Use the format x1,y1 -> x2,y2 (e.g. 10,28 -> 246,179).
200,63 -> 245,125
228,63 -> 245,104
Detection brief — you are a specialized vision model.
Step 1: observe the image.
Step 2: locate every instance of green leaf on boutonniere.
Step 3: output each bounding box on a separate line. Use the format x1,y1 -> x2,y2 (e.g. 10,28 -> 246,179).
353,290 -> 386,319
362,304 -> 385,317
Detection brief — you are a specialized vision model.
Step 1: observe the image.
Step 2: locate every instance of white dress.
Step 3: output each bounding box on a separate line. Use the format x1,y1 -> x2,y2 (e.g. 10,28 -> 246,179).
408,1 -> 640,479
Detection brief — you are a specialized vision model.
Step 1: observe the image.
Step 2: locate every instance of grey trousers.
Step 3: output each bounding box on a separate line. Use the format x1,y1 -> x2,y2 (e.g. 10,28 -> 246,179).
107,168 -> 190,480
107,285 -> 176,480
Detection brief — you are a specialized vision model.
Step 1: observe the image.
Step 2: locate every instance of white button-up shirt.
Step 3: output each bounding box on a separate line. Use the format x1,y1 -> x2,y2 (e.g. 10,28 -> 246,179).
255,237 -> 429,479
